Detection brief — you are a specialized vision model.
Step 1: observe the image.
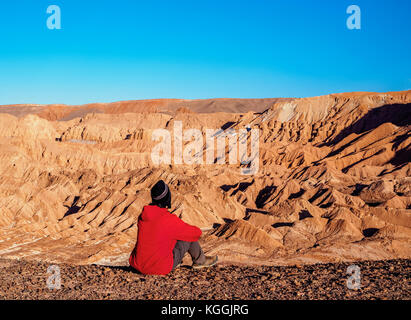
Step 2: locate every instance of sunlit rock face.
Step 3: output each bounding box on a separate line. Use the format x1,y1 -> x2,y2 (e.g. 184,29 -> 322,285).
0,91 -> 410,266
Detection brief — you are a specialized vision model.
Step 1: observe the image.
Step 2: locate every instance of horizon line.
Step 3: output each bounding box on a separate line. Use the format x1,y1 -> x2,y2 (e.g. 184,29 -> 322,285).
1,89 -> 410,107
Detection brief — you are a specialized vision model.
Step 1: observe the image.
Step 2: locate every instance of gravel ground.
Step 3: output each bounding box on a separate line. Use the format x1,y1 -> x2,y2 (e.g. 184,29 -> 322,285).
0,258 -> 409,300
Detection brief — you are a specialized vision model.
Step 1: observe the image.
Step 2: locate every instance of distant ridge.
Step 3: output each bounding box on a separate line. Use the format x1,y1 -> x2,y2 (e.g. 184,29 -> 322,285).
0,97 -> 292,120
0,90 -> 409,121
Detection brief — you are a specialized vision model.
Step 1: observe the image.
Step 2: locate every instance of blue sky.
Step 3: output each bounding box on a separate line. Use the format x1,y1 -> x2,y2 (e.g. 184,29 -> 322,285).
0,0 -> 410,105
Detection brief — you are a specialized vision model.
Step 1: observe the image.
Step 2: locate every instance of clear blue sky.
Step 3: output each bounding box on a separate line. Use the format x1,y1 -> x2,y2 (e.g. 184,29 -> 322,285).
0,0 -> 410,105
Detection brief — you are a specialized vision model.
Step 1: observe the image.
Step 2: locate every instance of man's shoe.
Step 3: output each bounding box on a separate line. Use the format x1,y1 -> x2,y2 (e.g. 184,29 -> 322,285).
192,255 -> 218,269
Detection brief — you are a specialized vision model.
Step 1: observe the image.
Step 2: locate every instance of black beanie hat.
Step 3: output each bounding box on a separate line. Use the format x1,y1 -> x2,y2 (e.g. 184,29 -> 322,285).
151,180 -> 171,208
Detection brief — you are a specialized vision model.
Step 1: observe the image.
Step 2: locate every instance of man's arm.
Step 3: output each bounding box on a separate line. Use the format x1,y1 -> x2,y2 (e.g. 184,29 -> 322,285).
169,214 -> 202,242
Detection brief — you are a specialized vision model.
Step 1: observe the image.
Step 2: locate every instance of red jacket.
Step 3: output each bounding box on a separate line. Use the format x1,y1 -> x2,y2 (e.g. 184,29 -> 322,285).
129,205 -> 202,275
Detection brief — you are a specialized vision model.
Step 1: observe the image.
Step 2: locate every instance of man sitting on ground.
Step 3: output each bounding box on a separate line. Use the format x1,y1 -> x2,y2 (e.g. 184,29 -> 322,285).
129,180 -> 218,275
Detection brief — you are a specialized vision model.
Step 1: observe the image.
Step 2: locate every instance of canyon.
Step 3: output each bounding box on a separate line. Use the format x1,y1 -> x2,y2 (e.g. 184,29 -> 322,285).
0,91 -> 409,267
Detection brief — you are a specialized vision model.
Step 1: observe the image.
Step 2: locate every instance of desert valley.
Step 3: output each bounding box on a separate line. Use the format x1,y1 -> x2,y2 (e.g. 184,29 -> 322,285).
0,90 -> 409,269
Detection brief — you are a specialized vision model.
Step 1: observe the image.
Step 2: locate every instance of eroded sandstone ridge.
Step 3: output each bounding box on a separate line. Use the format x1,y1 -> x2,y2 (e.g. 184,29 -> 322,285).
0,91 -> 409,266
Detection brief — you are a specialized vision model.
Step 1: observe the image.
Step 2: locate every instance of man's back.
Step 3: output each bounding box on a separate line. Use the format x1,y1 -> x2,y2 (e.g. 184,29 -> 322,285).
129,205 -> 202,275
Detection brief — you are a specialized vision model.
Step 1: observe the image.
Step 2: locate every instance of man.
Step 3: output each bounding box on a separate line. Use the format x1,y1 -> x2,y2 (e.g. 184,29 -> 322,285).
129,180 -> 218,275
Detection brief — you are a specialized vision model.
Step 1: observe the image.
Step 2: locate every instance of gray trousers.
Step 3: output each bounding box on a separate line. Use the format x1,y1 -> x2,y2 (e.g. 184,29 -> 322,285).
172,240 -> 206,270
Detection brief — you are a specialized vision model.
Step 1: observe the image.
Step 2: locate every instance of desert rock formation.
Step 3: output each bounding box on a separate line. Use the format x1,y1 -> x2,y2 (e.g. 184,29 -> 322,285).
0,91 -> 410,266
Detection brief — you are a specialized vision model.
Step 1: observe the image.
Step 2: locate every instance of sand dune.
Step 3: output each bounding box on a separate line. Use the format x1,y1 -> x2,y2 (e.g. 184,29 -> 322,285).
0,90 -> 409,266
